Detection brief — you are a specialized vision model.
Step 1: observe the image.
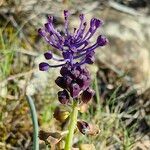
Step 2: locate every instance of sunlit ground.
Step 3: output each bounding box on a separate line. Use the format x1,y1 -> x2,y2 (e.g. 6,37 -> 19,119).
0,0 -> 150,149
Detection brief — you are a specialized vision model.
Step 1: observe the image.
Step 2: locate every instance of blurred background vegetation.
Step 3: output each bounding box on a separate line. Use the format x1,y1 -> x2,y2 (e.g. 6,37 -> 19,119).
0,0 -> 150,149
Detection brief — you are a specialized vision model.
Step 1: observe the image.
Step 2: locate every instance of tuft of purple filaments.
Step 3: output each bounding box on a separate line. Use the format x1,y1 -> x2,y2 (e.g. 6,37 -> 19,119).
38,10 -> 108,71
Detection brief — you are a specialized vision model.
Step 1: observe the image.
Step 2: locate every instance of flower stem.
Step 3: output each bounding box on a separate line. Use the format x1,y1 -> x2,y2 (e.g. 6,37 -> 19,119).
26,95 -> 39,150
65,100 -> 78,150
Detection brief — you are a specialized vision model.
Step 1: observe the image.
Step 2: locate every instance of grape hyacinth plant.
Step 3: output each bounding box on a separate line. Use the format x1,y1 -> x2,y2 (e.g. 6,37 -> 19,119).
39,10 -> 108,149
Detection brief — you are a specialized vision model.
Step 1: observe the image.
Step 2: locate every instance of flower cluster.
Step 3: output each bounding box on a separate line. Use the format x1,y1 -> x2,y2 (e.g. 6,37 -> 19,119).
38,10 -> 108,136
39,10 -> 108,71
55,64 -> 94,104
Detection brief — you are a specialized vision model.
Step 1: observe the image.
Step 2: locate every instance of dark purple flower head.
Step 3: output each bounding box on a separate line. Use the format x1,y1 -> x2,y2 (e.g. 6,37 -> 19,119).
39,10 -> 108,70
55,64 -> 91,99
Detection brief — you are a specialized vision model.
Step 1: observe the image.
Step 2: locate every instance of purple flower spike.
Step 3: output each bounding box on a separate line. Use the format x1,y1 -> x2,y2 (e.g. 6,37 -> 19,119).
39,62 -> 50,71
44,51 -> 53,60
39,11 -> 108,102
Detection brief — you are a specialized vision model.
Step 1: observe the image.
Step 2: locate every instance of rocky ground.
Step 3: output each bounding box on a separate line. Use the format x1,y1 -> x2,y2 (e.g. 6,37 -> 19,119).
0,0 -> 150,149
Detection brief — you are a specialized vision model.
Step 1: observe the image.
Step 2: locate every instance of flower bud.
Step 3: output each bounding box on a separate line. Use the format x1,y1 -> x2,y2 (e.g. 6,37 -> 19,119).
64,76 -> 72,87
47,15 -> 53,22
81,88 -> 95,103
70,69 -> 80,78
90,18 -> 96,28
39,62 -> 50,71
53,107 -> 70,123
77,121 -> 100,136
70,83 -> 80,98
58,90 -> 69,104
76,74 -> 87,87
77,121 -> 90,135
76,74 -> 91,91
38,28 -> 46,37
64,10 -> 69,20
79,14 -> 84,20
60,66 -> 70,76
97,35 -> 108,46
55,76 -> 66,89
95,19 -> 102,28
44,51 -> 53,60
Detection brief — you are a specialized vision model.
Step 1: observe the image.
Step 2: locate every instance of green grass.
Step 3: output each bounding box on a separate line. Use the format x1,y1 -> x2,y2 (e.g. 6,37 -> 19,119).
76,77 -> 137,150
0,24 -> 147,150
0,29 -> 14,80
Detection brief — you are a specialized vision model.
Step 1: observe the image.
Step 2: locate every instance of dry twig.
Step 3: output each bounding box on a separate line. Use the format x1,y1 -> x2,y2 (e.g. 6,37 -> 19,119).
108,1 -> 144,16
0,68 -> 36,87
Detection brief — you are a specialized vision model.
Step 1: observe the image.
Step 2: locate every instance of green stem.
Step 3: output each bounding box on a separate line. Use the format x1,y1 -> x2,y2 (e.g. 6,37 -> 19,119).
95,75 -> 101,111
26,95 -> 39,150
65,100 -> 78,150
